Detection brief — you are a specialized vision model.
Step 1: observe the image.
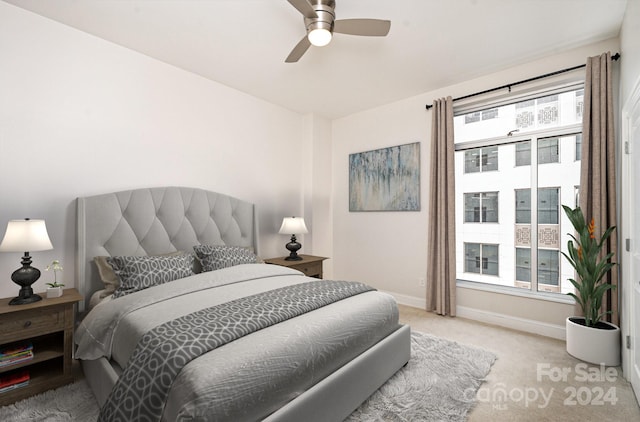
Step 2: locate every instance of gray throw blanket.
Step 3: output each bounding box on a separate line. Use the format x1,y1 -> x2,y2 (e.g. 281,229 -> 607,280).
98,280 -> 375,422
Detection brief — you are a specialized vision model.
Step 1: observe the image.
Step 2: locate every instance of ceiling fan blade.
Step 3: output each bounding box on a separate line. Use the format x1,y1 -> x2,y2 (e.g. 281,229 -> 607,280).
287,0 -> 318,19
285,36 -> 312,63
333,19 -> 391,36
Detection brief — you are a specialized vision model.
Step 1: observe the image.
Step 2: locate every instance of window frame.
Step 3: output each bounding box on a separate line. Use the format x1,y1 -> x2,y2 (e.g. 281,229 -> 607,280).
464,191 -> 500,223
453,81 -> 584,301
464,146 -> 499,174
455,122 -> 582,297
463,242 -> 500,277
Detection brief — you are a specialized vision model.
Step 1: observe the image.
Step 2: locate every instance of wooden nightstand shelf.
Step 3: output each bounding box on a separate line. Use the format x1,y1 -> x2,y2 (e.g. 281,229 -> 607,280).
264,255 -> 328,278
0,288 -> 82,406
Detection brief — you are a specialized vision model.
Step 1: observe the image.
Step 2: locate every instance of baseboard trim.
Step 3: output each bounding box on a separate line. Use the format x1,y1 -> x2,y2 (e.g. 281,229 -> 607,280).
456,306 -> 566,340
380,290 -> 425,309
382,290 -> 566,340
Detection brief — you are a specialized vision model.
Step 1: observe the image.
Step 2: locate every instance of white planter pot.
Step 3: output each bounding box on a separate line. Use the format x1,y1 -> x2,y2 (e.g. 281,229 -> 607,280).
46,287 -> 63,298
566,317 -> 620,366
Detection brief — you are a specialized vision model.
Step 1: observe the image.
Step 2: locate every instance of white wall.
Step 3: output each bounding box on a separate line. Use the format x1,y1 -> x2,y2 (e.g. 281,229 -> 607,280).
301,114 -> 334,275
331,38 -> 621,337
0,2 -> 307,299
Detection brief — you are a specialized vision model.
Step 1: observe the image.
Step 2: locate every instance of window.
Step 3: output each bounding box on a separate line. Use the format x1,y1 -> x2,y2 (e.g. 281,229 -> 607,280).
515,141 -> 531,166
464,243 -> 499,276
515,189 -> 531,224
515,247 -> 560,291
464,192 -> 498,222
515,248 -> 531,282
482,108 -> 499,120
538,187 -> 559,224
464,108 -> 499,124
464,147 -> 498,173
515,137 -> 560,166
454,87 -> 583,295
538,249 -> 559,286
465,112 -> 481,124
538,137 -> 559,164
516,187 -> 560,224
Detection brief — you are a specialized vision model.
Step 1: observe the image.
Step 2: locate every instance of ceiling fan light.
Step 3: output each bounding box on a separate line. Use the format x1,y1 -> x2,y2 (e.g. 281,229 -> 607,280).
308,28 -> 332,47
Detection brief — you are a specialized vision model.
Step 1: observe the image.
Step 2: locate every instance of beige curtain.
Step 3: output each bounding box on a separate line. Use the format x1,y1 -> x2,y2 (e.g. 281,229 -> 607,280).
579,51 -> 619,325
426,97 -> 456,316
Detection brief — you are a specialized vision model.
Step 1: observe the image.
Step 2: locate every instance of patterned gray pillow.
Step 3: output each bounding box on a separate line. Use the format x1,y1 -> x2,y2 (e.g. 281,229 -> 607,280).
108,254 -> 194,299
94,251 -> 186,298
193,245 -> 257,272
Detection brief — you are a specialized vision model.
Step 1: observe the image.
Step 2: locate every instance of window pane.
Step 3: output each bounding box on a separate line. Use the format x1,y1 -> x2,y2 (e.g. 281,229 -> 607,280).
575,133 -> 582,161
538,137 -> 559,164
454,88 -> 583,143
465,243 -> 481,273
465,112 -> 481,124
515,141 -> 531,166
515,248 -> 531,282
538,187 -> 559,224
465,149 -> 480,173
515,189 -> 531,224
482,147 -> 498,172
483,244 -> 499,276
482,192 -> 499,222
464,193 -> 480,222
482,108 -> 499,120
538,249 -> 559,286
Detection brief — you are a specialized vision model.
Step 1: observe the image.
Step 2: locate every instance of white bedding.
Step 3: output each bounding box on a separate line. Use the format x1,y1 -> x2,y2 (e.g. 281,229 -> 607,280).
76,264 -> 401,421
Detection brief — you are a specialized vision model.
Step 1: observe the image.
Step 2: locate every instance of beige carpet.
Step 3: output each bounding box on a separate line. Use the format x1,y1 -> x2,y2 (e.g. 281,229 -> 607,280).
399,304 -> 640,422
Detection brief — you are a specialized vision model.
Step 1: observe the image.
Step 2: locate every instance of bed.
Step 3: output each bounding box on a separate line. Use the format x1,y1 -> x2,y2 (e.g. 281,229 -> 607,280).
74,186 -> 410,421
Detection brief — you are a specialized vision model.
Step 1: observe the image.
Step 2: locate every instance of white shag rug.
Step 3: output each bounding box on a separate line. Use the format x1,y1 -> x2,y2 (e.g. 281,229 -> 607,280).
346,331 -> 497,421
0,331 -> 496,421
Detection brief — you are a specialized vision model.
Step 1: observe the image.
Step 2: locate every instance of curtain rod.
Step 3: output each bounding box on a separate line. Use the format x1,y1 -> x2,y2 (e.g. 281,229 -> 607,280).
425,52 -> 620,110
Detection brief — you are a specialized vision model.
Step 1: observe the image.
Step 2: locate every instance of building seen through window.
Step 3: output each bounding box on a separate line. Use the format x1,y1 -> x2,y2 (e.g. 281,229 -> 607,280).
454,88 -> 583,295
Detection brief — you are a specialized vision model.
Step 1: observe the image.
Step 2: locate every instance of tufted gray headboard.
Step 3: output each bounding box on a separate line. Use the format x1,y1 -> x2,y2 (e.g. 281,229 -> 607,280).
75,186 -> 258,311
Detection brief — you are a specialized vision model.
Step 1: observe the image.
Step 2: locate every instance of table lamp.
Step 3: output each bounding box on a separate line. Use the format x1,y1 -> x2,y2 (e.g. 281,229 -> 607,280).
278,217 -> 308,261
0,218 -> 54,305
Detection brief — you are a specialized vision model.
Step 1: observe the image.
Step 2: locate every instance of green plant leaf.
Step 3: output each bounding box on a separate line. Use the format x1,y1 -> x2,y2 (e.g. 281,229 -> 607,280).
561,205 -> 616,326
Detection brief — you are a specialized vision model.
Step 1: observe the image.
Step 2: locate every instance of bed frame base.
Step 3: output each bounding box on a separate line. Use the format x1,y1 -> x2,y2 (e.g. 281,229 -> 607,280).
265,324 -> 411,421
81,325 -> 411,421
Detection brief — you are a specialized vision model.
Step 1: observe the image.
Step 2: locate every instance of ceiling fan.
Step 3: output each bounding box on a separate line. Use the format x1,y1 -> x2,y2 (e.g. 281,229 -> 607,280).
285,0 -> 391,63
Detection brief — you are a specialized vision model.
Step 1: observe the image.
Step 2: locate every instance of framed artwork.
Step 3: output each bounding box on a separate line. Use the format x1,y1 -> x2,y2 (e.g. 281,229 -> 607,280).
349,142 -> 420,212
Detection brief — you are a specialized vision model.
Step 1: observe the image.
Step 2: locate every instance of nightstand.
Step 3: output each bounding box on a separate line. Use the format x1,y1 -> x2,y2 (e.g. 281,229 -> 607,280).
0,288 -> 82,406
264,255 -> 328,278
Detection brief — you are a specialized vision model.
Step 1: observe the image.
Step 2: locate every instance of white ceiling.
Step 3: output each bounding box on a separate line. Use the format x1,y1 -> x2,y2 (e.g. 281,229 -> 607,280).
4,0 -> 628,119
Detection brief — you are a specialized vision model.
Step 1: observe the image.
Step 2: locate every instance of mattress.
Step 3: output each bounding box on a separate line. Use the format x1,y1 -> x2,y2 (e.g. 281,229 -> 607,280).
76,264 -> 401,421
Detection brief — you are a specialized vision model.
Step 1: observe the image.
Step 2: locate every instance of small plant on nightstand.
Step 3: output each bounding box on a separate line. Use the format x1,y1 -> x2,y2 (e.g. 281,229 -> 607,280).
45,259 -> 64,298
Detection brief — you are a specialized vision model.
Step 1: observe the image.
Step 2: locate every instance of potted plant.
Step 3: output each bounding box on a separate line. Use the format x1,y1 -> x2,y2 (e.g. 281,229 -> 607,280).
562,205 -> 620,366
45,259 -> 64,298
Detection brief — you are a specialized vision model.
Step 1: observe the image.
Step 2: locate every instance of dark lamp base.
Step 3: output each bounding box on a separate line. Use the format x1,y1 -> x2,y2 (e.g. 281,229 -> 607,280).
9,253 -> 43,306
9,293 -> 43,306
284,235 -> 303,261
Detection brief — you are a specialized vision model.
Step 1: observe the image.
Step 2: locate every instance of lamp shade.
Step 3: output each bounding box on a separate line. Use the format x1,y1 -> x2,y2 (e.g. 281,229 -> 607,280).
0,219 -> 53,252
278,217 -> 309,235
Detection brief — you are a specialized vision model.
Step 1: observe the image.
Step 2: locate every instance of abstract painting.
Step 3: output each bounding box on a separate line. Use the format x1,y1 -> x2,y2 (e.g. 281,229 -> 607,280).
349,142 -> 420,211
